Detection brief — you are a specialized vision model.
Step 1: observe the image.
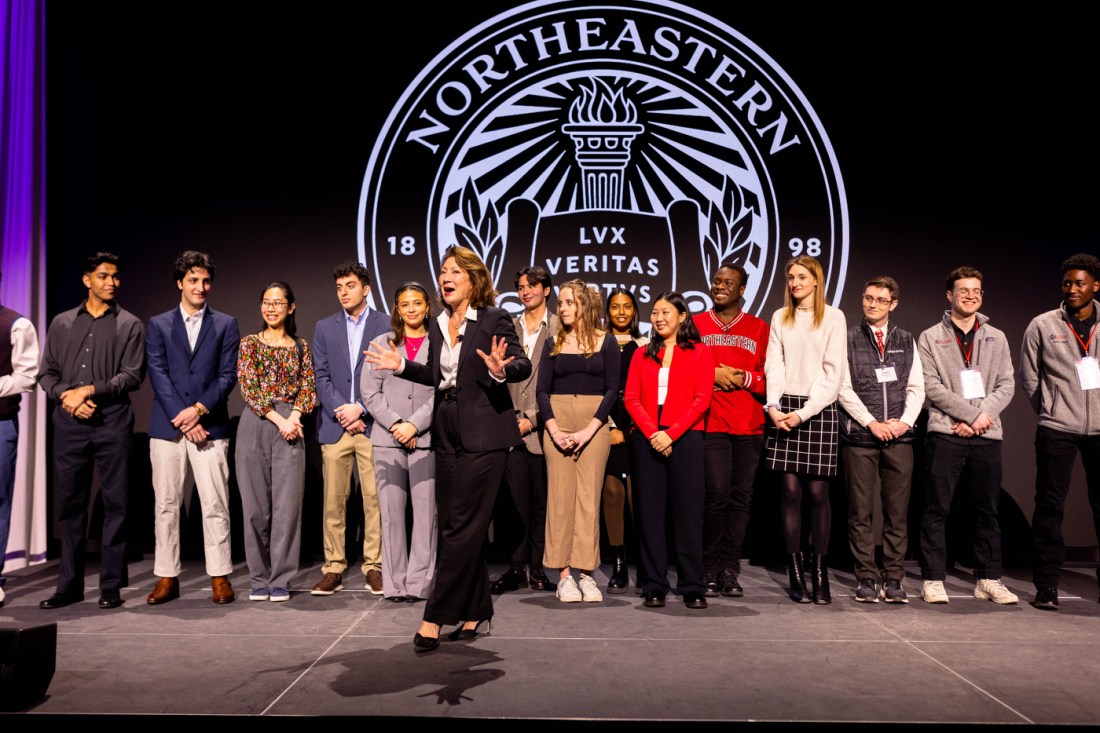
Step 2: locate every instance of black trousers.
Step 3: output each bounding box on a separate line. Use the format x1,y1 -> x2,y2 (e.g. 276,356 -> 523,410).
52,407 -> 133,596
502,443 -> 548,569
423,399 -> 505,626
631,429 -> 705,595
1032,426 -> 1100,588
702,432 -> 764,575
919,435 -> 1002,581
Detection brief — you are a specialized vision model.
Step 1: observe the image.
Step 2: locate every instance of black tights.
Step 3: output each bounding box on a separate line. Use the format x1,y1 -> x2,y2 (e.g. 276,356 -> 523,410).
779,472 -> 830,555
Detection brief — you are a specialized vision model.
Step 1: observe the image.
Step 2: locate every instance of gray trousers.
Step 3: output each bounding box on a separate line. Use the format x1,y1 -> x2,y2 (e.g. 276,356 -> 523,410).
375,445 -> 437,599
235,404 -> 305,591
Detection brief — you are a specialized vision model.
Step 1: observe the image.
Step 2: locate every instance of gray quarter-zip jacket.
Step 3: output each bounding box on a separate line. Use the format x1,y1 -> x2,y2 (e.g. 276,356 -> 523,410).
1019,303 -> 1099,436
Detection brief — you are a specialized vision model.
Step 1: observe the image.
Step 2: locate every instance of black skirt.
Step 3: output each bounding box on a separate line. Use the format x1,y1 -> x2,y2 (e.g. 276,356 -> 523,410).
764,394 -> 838,477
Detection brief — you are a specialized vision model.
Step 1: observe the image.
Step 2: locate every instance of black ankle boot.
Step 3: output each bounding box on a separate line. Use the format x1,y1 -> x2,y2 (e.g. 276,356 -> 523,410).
607,545 -> 628,594
787,553 -> 811,603
811,554 -> 831,605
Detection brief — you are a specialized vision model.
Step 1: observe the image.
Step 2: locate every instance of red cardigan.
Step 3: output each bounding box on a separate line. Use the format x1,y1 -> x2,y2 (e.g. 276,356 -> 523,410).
624,342 -> 713,442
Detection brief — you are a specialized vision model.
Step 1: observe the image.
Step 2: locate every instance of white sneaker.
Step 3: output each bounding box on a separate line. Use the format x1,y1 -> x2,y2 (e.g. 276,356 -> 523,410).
578,573 -> 603,602
556,575 -> 582,602
921,580 -> 949,604
974,578 -> 1019,605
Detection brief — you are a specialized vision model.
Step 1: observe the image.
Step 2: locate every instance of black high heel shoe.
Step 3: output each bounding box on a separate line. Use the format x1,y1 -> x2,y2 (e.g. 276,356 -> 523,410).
413,631 -> 441,653
447,620 -> 492,641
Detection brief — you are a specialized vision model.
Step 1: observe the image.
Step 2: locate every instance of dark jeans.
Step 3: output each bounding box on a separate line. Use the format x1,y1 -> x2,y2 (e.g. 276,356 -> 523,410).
631,429 -> 705,595
502,443 -> 548,570
919,434 -> 1002,581
1032,427 -> 1100,588
702,432 -> 764,575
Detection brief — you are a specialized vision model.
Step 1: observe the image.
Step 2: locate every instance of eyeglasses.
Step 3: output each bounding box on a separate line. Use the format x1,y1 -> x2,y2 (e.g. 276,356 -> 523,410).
261,300 -> 289,310
954,288 -> 983,297
862,295 -> 895,307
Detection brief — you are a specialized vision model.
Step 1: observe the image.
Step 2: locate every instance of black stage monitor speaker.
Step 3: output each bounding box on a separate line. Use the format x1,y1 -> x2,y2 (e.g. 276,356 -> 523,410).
0,622 -> 57,711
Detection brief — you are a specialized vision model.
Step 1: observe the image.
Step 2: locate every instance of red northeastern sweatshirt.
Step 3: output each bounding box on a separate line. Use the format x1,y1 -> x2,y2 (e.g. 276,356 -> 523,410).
693,309 -> 769,435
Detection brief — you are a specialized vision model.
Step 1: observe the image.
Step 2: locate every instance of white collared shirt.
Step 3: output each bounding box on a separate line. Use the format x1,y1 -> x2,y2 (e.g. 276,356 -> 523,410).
180,304 -> 207,351
436,307 -> 478,389
518,309 -> 549,357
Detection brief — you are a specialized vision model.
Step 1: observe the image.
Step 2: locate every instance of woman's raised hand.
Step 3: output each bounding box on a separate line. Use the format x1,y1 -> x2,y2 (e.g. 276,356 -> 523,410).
364,339 -> 402,371
476,335 -> 514,379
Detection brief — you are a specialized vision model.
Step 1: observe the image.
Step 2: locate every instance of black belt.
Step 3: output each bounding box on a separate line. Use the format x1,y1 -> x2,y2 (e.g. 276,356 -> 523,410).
440,386 -> 458,402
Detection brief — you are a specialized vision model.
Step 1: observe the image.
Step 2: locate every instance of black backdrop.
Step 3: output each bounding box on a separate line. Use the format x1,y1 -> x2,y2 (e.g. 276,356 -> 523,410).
47,2 -> 1098,564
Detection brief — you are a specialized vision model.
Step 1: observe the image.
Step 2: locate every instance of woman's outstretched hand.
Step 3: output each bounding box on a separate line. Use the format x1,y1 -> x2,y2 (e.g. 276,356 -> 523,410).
476,335 -> 515,379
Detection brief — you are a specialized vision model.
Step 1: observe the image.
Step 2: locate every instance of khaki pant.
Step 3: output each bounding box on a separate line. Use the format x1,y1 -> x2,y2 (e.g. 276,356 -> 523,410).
320,431 -> 381,574
542,394 -> 610,571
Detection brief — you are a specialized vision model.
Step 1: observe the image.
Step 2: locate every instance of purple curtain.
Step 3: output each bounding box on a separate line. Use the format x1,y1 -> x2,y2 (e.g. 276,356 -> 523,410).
0,0 -> 47,569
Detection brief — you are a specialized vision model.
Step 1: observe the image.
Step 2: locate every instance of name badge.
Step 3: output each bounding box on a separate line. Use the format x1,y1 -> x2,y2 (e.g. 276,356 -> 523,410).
1077,356 -> 1100,390
960,368 -> 985,399
875,365 -> 898,383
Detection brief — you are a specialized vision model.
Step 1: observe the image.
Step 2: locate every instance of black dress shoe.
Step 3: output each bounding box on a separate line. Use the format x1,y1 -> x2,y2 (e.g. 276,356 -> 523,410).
719,568 -> 744,597
643,590 -> 665,608
405,594 -> 423,603
528,568 -> 555,592
413,632 -> 440,653
703,571 -> 719,598
98,590 -> 123,609
684,591 -> 708,609
385,595 -> 407,602
40,593 -> 82,610
1031,586 -> 1059,611
490,566 -> 528,595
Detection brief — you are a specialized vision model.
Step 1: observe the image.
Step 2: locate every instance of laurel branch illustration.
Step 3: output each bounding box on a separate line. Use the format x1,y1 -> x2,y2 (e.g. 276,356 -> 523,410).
454,177 -> 504,288
702,175 -> 761,283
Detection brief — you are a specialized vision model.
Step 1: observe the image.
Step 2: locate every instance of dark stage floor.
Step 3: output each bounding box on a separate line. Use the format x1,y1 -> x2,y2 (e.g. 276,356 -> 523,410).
1,557 -> 1099,726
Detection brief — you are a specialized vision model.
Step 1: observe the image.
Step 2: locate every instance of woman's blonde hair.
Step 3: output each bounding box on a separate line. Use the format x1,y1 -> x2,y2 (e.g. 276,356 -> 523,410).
781,255 -> 826,327
550,279 -> 604,356
438,244 -> 498,311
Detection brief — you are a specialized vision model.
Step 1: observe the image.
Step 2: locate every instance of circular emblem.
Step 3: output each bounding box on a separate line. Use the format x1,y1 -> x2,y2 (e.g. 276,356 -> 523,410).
359,0 -> 848,317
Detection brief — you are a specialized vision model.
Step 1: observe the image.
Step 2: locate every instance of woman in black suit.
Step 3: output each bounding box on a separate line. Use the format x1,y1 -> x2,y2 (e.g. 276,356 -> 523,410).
365,244 -> 531,652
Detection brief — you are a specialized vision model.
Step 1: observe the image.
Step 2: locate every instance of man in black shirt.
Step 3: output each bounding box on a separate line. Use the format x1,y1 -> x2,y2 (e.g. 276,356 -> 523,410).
38,252 -> 145,609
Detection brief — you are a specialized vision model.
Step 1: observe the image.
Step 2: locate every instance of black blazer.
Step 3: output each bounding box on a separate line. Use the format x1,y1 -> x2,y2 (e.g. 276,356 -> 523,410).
402,305 -> 530,452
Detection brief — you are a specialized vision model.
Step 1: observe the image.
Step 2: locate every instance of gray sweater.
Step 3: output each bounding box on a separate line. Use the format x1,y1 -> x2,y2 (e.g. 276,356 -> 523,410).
917,311 -> 1015,440
1019,304 -> 1099,435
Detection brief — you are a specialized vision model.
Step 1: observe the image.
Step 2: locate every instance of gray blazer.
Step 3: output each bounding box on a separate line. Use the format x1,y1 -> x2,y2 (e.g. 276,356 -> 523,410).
362,331 -> 434,449
509,312 -> 559,455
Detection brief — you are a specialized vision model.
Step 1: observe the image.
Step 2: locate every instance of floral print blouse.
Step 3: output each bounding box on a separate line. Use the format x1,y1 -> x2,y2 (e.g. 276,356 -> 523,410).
237,334 -> 317,418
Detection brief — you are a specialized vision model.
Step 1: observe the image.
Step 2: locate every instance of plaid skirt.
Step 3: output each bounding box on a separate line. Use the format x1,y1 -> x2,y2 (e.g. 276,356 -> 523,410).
764,394 -> 839,477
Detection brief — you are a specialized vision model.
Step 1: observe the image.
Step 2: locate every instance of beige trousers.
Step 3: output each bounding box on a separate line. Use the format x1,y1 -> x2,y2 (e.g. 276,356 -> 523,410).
542,394 -> 610,571
320,431 -> 381,574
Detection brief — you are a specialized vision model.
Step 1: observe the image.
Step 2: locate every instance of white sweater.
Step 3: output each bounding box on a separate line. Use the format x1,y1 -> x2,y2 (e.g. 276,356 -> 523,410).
765,305 -> 847,421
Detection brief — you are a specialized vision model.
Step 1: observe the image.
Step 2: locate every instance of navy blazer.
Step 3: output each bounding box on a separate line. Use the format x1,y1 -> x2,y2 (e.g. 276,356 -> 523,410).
146,306 -> 240,441
401,306 -> 531,452
312,307 -> 390,445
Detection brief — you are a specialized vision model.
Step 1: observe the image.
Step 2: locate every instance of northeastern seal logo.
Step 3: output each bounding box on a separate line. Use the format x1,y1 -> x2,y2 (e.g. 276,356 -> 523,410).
359,0 -> 848,317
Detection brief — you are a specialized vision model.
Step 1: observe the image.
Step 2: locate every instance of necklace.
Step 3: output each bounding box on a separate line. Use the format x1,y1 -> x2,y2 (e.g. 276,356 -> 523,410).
796,305 -> 814,311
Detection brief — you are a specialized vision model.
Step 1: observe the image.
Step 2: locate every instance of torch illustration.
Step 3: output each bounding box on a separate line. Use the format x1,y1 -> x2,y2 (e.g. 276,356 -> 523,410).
561,79 -> 645,210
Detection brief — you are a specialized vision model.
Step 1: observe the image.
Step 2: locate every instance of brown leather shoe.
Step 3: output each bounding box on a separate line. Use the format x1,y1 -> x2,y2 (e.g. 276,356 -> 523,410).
366,569 -> 384,595
311,572 -> 343,596
147,577 -> 180,605
211,576 -> 235,604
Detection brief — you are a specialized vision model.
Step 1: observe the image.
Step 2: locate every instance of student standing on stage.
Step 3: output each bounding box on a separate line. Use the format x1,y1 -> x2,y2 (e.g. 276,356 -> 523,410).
694,263 -> 769,599
39,252 -> 145,610
837,276 -> 924,604
917,266 -> 1017,605
1019,253 -> 1100,610
763,255 -> 846,605
538,279 -> 619,603
145,251 -> 240,605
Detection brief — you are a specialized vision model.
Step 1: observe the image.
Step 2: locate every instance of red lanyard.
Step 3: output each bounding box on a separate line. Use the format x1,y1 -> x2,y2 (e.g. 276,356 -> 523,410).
955,335 -> 974,369
1066,321 -> 1097,358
